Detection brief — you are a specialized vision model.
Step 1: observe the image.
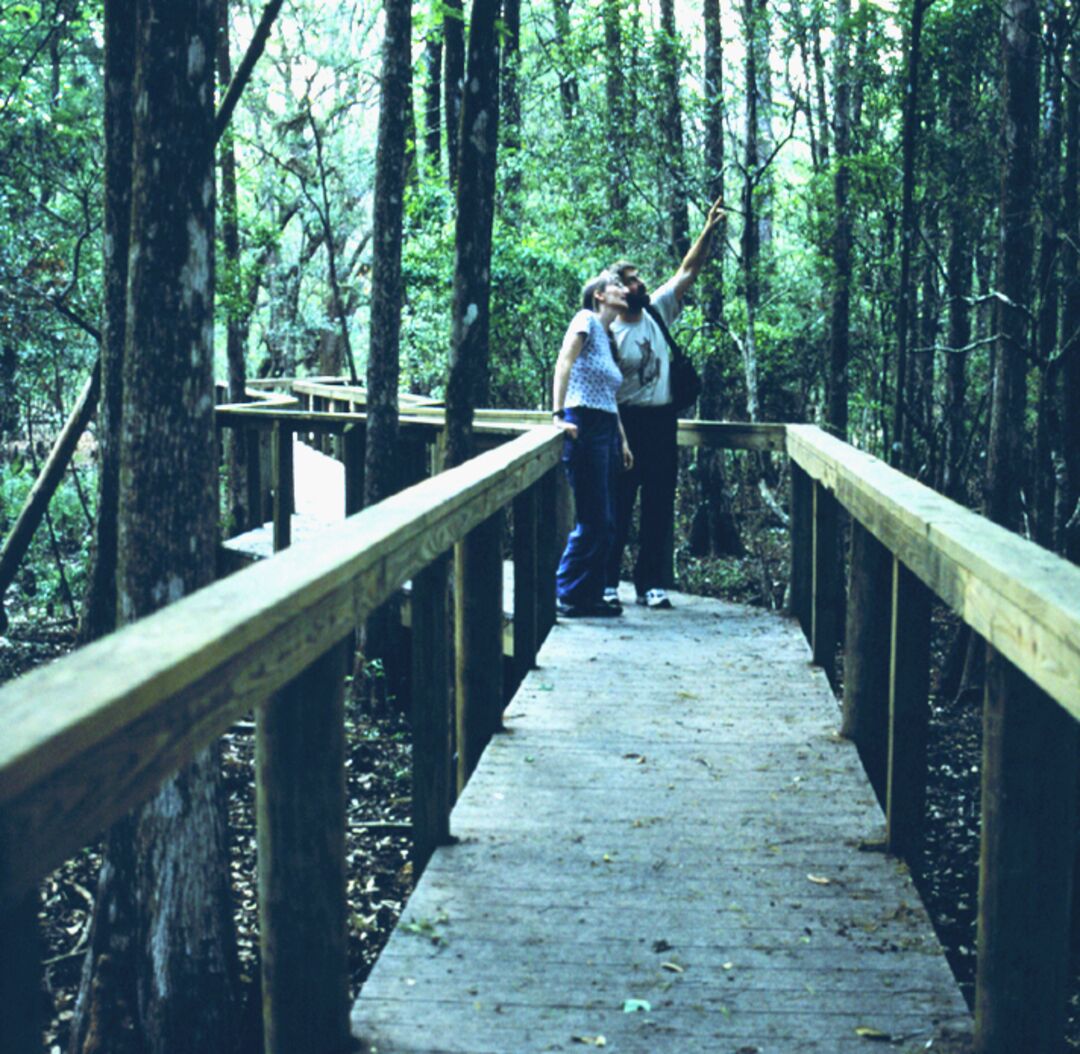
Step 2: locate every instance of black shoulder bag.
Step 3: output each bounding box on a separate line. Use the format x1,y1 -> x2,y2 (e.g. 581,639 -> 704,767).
644,304 -> 702,415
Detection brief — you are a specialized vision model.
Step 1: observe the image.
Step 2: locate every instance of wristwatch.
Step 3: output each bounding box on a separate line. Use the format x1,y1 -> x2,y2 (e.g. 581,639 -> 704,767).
552,408 -> 566,419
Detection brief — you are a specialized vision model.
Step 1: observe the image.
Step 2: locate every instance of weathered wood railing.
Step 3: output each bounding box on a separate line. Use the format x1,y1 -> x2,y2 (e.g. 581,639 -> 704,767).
0,424 -> 564,1054
787,423 -> 1080,1054
3,392 -> 1079,1054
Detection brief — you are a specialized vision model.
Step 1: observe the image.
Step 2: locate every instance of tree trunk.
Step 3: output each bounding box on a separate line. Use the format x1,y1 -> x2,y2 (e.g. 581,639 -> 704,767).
217,0 -> 251,533
691,0 -> 742,557
423,23 -> 442,175
361,0 -> 412,712
78,0 -> 133,648
602,0 -> 627,230
829,0 -> 851,441
553,0 -> 578,122
1061,36 -> 1080,561
942,14 -> 974,501
445,0 -> 500,469
740,0 -> 762,423
1032,5 -> 1067,546
443,0 -> 464,187
501,0 -> 522,205
892,0 -> 925,471
657,0 -> 689,257
986,0 -> 1039,532
71,3 -> 239,1051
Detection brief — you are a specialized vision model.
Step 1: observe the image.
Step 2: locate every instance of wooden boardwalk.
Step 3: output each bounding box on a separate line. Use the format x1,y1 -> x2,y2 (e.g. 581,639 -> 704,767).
351,592 -> 972,1053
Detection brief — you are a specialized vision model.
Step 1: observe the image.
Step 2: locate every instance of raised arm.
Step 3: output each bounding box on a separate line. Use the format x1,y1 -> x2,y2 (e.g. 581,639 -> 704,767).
671,195 -> 725,303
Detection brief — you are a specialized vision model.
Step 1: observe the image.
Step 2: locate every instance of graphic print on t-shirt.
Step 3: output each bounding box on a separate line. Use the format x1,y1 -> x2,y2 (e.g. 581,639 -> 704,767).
635,336 -> 660,391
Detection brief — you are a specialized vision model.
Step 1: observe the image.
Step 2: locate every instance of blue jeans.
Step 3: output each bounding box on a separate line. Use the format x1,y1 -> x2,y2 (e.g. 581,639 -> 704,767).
556,407 -> 620,608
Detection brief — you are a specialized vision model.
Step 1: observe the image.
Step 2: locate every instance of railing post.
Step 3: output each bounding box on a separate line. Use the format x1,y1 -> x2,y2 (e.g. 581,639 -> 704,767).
343,423 -> 365,517
537,468 -> 559,642
974,650 -> 1077,1054
885,557 -> 930,855
0,893 -> 40,1054
256,638 -> 351,1054
272,422 -> 293,552
245,425 -> 262,530
811,480 -> 840,686
411,554 -> 453,872
513,482 -> 540,680
455,511 -> 504,791
789,461 -> 812,638
841,520 -> 892,801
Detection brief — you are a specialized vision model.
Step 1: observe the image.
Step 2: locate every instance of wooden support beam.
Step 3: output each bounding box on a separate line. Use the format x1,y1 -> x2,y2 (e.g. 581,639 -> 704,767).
0,892 -> 40,1054
245,426 -> 262,532
256,639 -> 351,1054
811,481 -> 841,687
886,556 -> 930,856
272,422 -> 293,552
789,462 -> 812,638
258,428 -> 273,522
974,650 -> 1077,1054
841,520 -> 892,802
343,423 -> 365,517
513,483 -> 539,680
455,512 -> 504,792
411,554 -> 453,872
537,468 -> 558,642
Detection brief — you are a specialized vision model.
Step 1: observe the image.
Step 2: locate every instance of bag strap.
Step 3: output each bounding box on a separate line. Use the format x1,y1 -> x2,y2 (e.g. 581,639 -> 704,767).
644,303 -> 684,363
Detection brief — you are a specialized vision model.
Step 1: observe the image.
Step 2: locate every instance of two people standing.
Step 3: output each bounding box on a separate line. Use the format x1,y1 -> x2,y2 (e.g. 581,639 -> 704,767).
553,197 -> 726,618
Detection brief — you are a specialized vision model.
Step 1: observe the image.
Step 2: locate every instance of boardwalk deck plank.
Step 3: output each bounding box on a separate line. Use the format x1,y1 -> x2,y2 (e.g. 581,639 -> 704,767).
352,591 -> 971,1054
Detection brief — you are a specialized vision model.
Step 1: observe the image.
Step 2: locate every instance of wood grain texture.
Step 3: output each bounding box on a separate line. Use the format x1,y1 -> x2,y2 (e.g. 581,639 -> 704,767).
0,428 -> 561,904
787,424 -> 1080,719
352,592 -> 971,1053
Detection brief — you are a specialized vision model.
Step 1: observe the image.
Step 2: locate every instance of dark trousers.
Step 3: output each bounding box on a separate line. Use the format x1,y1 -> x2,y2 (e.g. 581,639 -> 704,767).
606,404 -> 677,595
556,407 -> 620,607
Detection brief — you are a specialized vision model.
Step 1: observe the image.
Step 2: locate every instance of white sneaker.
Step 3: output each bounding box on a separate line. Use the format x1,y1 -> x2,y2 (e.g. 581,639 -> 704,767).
636,588 -> 673,610
602,587 -> 622,610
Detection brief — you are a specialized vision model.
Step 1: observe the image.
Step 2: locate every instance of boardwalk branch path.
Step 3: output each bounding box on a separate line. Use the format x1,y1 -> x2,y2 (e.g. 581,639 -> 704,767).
352,593 -> 972,1053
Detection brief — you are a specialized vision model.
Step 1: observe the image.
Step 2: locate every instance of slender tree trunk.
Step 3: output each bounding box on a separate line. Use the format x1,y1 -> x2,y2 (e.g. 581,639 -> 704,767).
691,0 -> 742,557
892,0 -> 926,470
943,20 -> 974,501
1061,37 -> 1080,561
603,0 -> 627,231
553,0 -> 578,122
657,0 -> 689,257
740,0 -> 761,423
985,0 -> 1039,532
423,22 -> 442,175
74,3 -> 239,1052
1032,5 -> 1067,546
443,0 -> 464,187
502,0 -> 522,205
445,0 -> 500,468
361,0 -> 412,710
829,0 -> 852,441
217,0 -> 252,532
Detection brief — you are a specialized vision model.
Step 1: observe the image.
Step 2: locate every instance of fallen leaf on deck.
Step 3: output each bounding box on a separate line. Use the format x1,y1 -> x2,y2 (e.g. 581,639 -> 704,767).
807,873 -> 831,885
660,961 -> 684,973
622,999 -> 651,1013
854,1025 -> 892,1041
571,1036 -> 607,1047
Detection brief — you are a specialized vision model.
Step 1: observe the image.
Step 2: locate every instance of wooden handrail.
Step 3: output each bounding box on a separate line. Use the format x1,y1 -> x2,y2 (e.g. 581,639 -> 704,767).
0,425 -> 562,906
786,424 -> 1080,717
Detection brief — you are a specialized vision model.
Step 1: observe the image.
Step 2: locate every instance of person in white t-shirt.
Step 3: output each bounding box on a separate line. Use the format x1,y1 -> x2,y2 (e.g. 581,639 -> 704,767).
605,197 -> 725,609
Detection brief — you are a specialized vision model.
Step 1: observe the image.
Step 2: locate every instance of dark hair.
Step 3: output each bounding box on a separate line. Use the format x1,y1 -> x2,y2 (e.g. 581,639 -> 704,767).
609,260 -> 637,283
580,269 -> 619,311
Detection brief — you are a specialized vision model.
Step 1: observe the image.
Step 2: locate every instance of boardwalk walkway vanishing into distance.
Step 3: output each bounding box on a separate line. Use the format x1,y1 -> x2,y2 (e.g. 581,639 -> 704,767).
352,592 -> 972,1053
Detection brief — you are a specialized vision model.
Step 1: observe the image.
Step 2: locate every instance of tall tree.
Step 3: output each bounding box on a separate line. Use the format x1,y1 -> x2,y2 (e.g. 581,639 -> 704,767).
1061,33 -> 1080,560
423,20 -> 443,174
72,2 -> 239,1051
657,0 -> 689,256
445,0 -> 500,468
502,0 -> 523,204
602,0 -> 627,226
891,0 -> 927,469
828,0 -> 852,440
443,0 -> 465,186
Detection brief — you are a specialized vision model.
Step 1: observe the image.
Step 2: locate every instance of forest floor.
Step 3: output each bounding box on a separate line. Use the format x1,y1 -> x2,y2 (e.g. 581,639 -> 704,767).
3,544 -> 1078,1050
